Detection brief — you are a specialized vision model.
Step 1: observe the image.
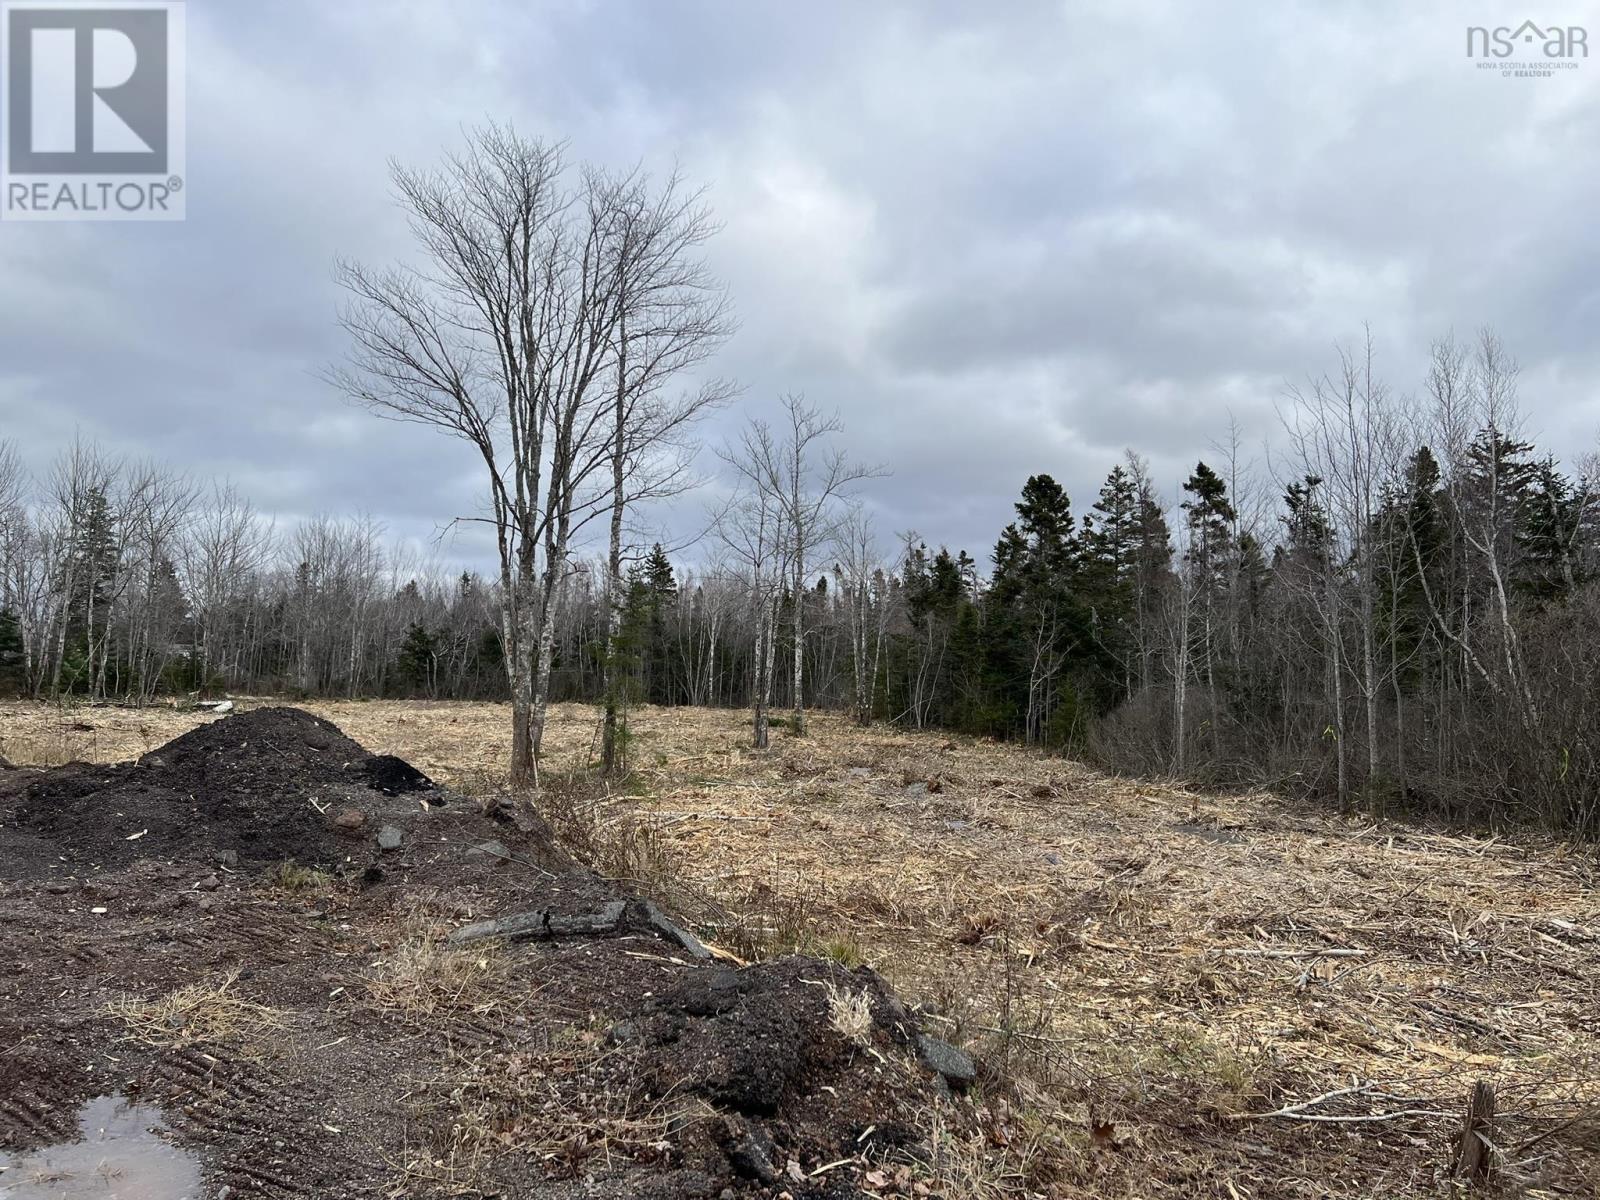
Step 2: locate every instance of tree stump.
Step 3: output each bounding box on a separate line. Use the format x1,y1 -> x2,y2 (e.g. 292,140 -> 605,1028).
1452,1080 -> 1496,1183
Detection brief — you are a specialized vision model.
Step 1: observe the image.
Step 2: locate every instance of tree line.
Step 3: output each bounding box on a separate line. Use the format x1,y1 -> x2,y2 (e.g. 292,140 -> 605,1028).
4,325 -> 1597,837
4,122 -> 1597,836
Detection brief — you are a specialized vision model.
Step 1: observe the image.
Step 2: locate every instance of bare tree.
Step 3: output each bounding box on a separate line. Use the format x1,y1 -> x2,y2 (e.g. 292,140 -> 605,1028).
720,395 -> 881,736
330,125 -> 732,785
833,506 -> 884,725
593,167 -> 735,773
713,442 -> 789,749
181,481 -> 274,689
1283,328 -> 1413,803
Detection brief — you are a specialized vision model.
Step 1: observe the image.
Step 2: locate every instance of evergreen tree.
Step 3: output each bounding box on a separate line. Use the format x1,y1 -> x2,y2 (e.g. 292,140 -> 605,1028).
397,622 -> 439,695
987,475 -> 1090,744
1517,458 -> 1584,603
637,544 -> 678,704
0,608 -> 23,694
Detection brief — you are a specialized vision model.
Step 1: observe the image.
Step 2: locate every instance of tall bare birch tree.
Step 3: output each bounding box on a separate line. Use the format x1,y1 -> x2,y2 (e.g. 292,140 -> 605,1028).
330,126 -> 731,785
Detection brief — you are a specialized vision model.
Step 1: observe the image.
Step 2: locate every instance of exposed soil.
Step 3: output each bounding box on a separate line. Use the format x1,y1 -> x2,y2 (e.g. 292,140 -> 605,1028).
0,708 -> 957,1199
13,706 -> 442,870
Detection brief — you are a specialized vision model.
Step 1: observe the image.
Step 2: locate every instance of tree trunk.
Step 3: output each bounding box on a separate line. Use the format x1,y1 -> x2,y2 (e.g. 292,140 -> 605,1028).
601,302 -> 629,773
791,557 -> 805,734
504,582 -> 537,789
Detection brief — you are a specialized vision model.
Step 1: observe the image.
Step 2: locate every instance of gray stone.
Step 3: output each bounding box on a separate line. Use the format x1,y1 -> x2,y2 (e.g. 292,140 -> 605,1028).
376,824 -> 403,851
194,875 -> 221,892
638,900 -> 713,960
903,782 -> 930,798
466,839 -> 511,861
609,1020 -> 642,1046
726,1122 -> 778,1183
917,1034 -> 976,1089
216,849 -> 239,867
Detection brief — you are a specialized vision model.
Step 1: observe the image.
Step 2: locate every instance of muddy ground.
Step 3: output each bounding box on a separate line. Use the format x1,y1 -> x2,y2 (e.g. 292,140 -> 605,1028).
0,708 -> 962,1199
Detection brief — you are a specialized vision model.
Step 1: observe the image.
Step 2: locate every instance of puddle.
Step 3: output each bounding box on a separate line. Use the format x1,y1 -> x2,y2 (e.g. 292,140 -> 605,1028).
0,1095 -> 201,1199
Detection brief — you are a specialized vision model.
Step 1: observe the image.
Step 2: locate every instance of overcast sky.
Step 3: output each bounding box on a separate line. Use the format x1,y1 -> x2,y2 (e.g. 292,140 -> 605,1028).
2,0 -> 1598,573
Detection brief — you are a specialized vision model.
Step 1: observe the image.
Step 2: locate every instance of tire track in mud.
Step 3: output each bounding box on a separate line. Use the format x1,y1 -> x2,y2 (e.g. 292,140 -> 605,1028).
148,1045 -> 332,1198
0,1084 -> 80,1147
0,1039 -> 90,1149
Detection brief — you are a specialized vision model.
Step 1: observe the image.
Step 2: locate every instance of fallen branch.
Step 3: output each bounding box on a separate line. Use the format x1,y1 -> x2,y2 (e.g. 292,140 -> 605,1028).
1216,948 -> 1369,960
1229,1083 -> 1447,1124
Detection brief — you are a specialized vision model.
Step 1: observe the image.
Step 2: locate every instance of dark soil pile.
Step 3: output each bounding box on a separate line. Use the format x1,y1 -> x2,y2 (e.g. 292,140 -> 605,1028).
15,707 -> 439,867
627,957 -> 932,1188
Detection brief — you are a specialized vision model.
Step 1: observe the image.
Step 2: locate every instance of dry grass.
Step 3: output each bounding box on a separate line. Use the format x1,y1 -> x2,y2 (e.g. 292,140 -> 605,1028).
268,860 -> 332,892
17,697 -> 1600,1196
365,894 -> 518,1020
109,967 -> 284,1049
824,979 -> 876,1048
404,1026 -> 714,1183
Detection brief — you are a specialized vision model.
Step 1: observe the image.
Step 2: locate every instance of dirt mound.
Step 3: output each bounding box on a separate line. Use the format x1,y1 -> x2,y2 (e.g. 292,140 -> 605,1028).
14,707 -> 442,867
618,957 -> 934,1187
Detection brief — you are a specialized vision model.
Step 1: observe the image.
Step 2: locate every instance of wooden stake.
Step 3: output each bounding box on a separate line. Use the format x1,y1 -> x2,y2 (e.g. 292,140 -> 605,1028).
1452,1080 -> 1495,1182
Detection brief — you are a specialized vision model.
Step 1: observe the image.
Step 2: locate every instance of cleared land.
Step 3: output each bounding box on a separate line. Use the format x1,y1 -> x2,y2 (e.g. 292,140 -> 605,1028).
2,698 -> 1597,1197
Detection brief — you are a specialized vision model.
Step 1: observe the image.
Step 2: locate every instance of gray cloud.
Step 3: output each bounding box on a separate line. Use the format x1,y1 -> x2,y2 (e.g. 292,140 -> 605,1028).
2,0 -> 1597,572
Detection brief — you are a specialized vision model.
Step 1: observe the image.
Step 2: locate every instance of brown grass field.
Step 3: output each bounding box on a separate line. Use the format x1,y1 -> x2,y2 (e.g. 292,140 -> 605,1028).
2,697 -> 1597,1198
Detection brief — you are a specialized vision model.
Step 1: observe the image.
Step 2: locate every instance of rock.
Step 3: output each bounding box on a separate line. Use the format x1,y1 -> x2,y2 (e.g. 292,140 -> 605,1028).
195,875 -> 221,892
0,752 -> 13,769
943,819 -> 968,832
333,808 -> 366,831
197,895 -> 216,913
218,1187 -> 233,1200
903,782 -> 929,798
847,767 -> 872,779
637,900 -> 713,960
375,825 -> 403,852
1043,851 -> 1061,865
466,839 -> 510,862
609,1020 -> 642,1046
217,849 -> 239,867
917,1034 -> 976,1089
45,881 -> 72,895
725,1121 -> 779,1183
